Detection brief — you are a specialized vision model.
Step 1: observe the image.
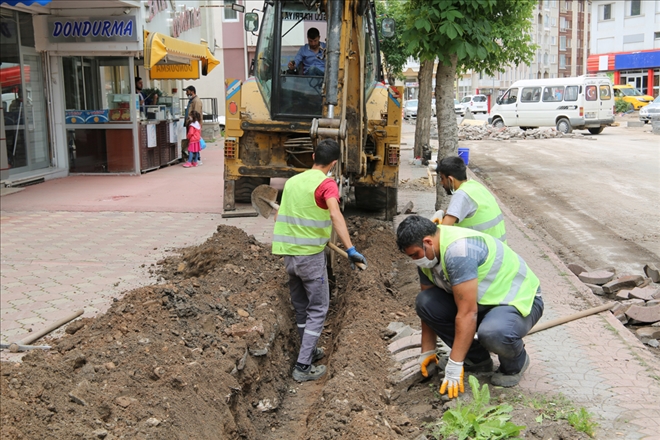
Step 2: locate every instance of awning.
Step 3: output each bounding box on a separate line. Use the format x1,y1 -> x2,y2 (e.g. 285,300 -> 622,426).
144,31 -> 220,76
1,0 -> 51,5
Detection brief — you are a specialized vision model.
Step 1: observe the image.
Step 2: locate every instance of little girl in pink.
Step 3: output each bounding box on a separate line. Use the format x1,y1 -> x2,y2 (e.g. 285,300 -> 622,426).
183,110 -> 202,167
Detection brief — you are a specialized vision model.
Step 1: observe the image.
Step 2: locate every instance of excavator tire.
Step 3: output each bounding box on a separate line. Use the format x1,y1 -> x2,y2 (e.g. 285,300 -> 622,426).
235,177 -> 270,203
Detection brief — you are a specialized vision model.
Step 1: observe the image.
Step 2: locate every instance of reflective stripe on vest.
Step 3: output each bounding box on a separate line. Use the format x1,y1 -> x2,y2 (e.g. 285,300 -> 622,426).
455,180 -> 507,243
422,225 -> 538,316
272,170 -> 333,256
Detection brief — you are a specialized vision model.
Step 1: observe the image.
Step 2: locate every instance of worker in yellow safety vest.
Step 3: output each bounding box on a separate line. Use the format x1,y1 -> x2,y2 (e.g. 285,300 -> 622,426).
396,215 -> 544,399
432,156 -> 507,244
272,139 -> 367,382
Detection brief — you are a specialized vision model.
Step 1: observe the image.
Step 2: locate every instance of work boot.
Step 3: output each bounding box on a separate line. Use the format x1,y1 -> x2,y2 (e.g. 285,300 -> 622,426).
464,357 -> 494,373
292,364 -> 326,382
491,353 -> 530,387
312,347 -> 325,363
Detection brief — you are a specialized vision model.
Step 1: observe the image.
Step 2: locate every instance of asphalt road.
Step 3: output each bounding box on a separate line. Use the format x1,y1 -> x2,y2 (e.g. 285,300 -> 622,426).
459,118 -> 659,276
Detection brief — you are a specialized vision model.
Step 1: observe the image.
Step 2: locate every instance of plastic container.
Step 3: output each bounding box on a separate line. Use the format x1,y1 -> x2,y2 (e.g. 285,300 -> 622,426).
458,147 -> 470,166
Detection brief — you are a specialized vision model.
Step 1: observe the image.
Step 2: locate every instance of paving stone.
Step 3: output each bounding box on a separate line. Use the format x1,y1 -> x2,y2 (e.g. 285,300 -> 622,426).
615,289 -> 631,300
578,270 -> 615,285
625,304 -> 660,324
584,283 -> 604,295
567,263 -> 587,276
387,335 -> 421,354
629,286 -> 660,301
635,327 -> 660,342
602,275 -> 645,294
643,263 -> 660,283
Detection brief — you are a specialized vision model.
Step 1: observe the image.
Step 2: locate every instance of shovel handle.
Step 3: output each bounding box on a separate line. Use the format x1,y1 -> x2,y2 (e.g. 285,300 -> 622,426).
259,197 -> 280,210
327,242 -> 367,270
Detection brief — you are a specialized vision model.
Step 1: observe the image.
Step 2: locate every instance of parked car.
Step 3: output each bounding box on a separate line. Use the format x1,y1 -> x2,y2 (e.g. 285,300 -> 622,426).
612,84 -> 654,110
639,96 -> 660,123
454,98 -> 461,114
403,99 -> 417,119
456,94 -> 488,115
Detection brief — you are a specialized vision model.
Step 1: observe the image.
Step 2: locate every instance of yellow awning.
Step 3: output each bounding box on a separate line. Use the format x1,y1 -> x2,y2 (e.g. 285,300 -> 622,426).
144,31 -> 220,76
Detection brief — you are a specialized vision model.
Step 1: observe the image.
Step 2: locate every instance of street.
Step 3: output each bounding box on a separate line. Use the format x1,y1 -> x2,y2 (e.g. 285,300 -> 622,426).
459,117 -> 659,275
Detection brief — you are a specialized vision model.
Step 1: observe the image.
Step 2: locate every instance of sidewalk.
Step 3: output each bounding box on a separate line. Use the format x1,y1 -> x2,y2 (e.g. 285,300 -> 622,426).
1,132 -> 659,439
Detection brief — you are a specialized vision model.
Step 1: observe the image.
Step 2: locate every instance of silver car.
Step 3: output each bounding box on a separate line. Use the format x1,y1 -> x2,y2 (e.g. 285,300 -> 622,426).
639,96 -> 660,123
403,99 -> 418,119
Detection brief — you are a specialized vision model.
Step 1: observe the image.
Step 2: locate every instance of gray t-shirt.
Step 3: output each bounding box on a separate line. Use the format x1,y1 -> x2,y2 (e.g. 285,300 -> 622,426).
446,189 -> 478,223
418,237 -> 488,288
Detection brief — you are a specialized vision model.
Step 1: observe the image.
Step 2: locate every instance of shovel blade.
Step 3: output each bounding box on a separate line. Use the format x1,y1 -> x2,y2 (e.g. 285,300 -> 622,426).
251,185 -> 279,218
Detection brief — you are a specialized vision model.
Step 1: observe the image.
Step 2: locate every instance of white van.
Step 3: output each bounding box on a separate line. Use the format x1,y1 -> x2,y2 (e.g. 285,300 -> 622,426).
488,75 -> 614,134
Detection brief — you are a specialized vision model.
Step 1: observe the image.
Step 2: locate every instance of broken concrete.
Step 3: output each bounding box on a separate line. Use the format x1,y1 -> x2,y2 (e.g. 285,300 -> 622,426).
616,290 -> 631,300
567,263 -> 587,276
629,286 -> 660,301
584,283 -> 605,296
625,303 -> 660,324
643,263 -> 660,283
578,270 -> 616,285
635,326 -> 660,342
602,275 -> 645,294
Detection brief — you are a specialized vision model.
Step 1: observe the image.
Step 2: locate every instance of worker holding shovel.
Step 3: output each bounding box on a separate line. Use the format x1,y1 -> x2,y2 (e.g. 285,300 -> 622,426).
396,215 -> 544,398
271,139 -> 367,382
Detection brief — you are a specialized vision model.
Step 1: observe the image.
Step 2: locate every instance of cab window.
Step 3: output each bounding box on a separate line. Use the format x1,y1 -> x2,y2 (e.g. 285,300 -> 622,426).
363,6 -> 378,99
254,3 -> 276,110
501,88 -> 518,104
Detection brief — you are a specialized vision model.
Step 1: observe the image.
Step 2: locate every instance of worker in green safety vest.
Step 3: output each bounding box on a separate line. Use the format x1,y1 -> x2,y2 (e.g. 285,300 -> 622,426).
433,156 -> 507,244
396,215 -> 544,399
272,139 -> 367,383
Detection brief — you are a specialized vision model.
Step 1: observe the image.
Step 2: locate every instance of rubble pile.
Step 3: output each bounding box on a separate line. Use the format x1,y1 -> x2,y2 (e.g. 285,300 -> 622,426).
457,125 -> 587,141
568,263 -> 660,348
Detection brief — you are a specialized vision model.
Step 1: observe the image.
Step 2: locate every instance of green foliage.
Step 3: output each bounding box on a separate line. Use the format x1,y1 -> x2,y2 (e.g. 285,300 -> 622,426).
568,408 -> 598,437
402,0 -> 537,75
507,392 -> 598,438
376,0 -> 410,83
614,98 -> 633,113
426,376 -> 525,440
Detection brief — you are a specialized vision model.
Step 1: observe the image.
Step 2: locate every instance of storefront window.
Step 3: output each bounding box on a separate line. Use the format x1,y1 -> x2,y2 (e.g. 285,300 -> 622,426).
1,9 -> 50,174
63,56 -> 132,122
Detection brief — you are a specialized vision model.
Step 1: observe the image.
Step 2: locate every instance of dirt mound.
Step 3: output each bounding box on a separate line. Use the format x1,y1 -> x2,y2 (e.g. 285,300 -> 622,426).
1,221 -> 590,439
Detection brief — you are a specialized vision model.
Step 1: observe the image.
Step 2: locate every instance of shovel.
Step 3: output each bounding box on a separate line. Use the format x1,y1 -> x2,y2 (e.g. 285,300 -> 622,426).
251,185 -> 280,218
251,185 -> 366,270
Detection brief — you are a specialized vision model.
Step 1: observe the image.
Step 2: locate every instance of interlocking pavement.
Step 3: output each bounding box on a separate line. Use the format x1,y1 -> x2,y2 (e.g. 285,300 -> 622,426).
2,132 -> 659,439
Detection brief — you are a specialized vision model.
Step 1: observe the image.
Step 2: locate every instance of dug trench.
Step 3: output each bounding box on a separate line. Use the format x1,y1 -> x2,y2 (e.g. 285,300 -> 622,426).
0,220 -> 589,439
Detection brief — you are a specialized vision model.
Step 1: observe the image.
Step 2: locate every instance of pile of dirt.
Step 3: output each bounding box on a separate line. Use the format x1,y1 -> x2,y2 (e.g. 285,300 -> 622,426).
1,221 -> 590,440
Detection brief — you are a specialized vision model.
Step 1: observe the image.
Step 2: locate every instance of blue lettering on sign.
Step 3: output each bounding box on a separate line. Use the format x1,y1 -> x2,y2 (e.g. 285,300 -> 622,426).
50,18 -> 135,39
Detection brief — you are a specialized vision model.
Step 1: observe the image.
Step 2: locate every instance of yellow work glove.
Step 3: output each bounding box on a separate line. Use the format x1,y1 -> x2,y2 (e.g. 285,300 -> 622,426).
439,358 -> 464,399
418,350 -> 438,377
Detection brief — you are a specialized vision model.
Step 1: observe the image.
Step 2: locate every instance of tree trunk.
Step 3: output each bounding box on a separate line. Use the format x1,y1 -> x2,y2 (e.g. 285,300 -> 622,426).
413,60 -> 434,159
434,54 -> 458,210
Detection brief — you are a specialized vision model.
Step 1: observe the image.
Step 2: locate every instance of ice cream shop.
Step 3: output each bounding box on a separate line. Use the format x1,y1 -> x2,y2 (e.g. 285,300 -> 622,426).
1,0 -> 219,184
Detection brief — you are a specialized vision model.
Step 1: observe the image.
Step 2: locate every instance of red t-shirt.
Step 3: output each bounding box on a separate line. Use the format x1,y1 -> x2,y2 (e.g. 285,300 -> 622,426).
314,178 -> 339,210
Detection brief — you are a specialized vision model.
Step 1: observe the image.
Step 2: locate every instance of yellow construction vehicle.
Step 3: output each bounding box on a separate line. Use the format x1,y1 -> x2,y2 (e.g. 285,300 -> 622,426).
223,0 -> 401,219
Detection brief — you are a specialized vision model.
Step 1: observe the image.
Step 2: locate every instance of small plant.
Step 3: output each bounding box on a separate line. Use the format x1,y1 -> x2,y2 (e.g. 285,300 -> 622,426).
426,375 -> 525,440
568,407 -> 597,437
614,98 -> 632,113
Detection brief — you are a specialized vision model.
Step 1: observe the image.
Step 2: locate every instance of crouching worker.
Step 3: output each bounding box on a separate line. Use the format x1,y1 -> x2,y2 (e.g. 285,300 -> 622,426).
396,215 -> 543,398
272,139 -> 367,382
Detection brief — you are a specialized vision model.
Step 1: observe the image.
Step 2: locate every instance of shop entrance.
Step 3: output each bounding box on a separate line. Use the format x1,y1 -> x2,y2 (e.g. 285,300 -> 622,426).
620,69 -> 647,94
1,10 -> 50,176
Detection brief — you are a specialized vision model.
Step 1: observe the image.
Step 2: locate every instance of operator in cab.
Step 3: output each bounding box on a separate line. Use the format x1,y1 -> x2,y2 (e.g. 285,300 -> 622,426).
288,27 -> 326,76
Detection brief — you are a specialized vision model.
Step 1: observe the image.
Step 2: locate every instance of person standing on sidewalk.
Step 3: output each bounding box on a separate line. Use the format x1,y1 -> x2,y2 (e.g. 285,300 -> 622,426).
183,85 -> 203,163
272,139 -> 367,382
396,215 -> 544,398
433,156 -> 507,244
183,111 -> 202,168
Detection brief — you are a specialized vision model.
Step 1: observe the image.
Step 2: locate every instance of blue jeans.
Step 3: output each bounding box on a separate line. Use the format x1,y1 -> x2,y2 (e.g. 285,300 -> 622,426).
188,151 -> 199,163
306,66 -> 324,76
416,286 -> 544,374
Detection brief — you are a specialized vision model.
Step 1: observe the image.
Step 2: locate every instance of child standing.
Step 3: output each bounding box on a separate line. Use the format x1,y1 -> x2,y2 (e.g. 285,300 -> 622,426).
183,110 -> 202,168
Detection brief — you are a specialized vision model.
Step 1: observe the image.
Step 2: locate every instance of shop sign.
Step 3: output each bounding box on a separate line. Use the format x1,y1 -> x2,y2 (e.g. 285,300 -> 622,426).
171,6 -> 202,38
47,16 -> 137,43
150,61 -> 200,80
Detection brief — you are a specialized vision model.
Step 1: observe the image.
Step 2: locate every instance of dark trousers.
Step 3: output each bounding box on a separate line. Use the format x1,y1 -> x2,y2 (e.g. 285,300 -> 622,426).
416,286 -> 544,374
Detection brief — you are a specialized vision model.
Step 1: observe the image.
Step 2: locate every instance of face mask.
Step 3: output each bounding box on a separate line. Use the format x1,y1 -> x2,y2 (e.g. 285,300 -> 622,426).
413,243 -> 438,269
443,176 -> 455,196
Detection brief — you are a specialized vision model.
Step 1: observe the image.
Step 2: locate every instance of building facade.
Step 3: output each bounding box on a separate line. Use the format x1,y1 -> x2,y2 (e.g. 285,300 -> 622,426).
1,0 -> 223,186
587,0 -> 660,97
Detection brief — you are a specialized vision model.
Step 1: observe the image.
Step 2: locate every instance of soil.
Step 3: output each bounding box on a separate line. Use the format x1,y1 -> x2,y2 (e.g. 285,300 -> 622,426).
1,220 -> 590,440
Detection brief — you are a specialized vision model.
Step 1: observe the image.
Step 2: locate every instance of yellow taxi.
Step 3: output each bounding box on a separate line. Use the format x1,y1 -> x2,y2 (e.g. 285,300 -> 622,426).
612,84 -> 654,110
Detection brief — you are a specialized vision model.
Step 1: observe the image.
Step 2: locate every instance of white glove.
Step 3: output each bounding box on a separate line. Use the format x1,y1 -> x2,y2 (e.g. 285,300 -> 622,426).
431,210 -> 444,224
440,358 -> 464,399
418,350 -> 438,377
